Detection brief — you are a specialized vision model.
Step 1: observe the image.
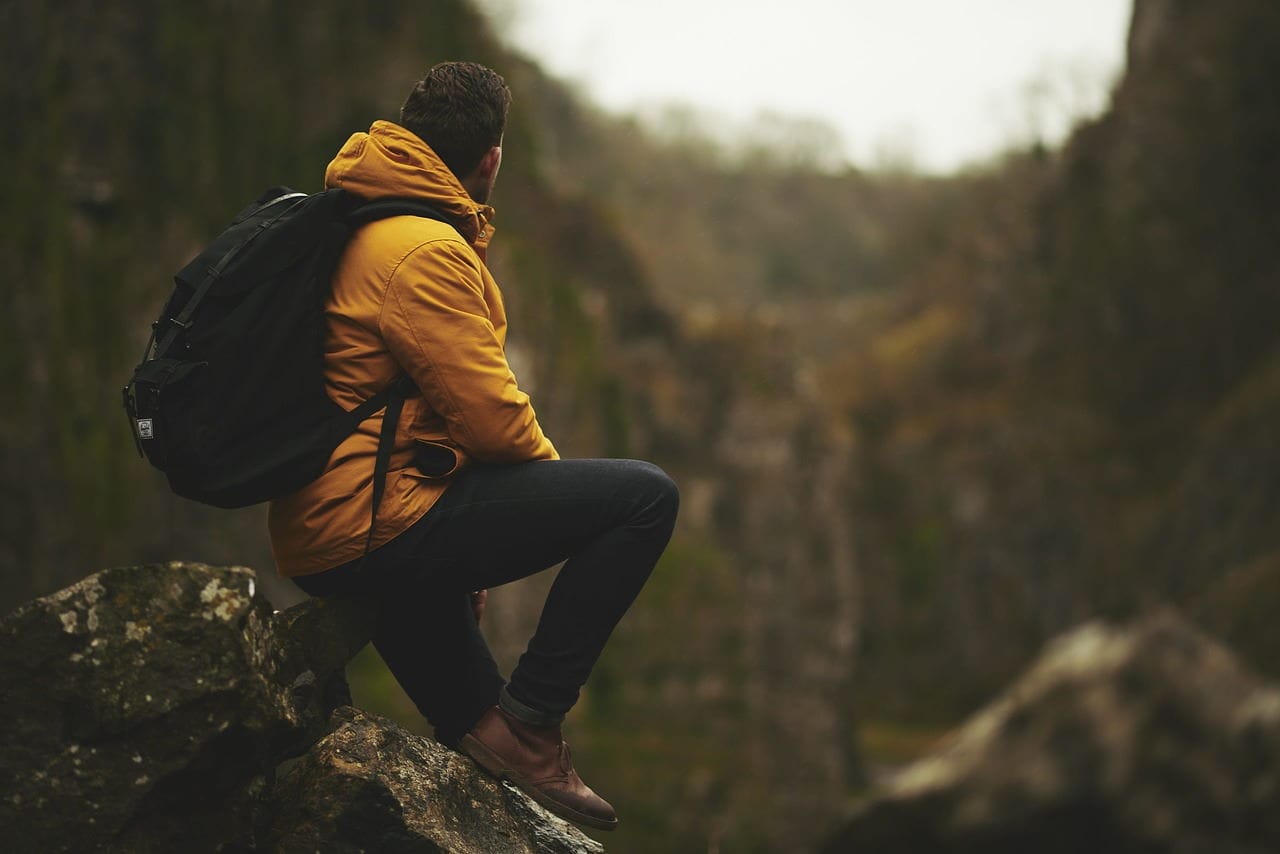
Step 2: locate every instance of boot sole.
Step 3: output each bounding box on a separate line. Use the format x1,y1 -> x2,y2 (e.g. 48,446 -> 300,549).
459,734 -> 619,832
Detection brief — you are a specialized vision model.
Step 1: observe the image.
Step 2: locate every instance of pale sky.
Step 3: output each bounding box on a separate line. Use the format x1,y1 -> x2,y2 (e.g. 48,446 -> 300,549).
477,0 -> 1133,173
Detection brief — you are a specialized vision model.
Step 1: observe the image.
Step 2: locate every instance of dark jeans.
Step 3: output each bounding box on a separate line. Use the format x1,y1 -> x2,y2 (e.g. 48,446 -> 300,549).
293,458 -> 679,746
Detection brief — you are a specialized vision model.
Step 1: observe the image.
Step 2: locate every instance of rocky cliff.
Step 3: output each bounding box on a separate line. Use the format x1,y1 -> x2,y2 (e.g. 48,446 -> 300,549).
821,610 -> 1280,853
0,562 -> 602,853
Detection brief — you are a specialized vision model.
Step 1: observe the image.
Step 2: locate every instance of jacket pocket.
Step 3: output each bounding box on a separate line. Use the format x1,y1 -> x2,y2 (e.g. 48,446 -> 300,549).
411,438 -> 467,479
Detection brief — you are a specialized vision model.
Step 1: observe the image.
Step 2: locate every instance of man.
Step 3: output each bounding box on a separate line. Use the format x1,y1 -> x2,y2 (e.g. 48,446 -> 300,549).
268,62 -> 678,831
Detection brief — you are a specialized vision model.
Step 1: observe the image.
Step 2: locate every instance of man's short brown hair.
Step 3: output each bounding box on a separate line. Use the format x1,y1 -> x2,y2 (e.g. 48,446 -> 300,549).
400,61 -> 511,179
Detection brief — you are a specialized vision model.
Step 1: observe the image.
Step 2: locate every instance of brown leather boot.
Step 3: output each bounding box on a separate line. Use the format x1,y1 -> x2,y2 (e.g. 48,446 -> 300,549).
459,705 -> 618,831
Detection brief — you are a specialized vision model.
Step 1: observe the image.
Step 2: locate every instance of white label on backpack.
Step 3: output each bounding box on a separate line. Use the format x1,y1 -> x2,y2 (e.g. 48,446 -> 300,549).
137,419 -> 154,440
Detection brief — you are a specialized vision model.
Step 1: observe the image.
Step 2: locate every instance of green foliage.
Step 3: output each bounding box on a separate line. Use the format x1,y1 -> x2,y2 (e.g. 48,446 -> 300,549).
893,519 -> 947,603
570,536 -> 779,852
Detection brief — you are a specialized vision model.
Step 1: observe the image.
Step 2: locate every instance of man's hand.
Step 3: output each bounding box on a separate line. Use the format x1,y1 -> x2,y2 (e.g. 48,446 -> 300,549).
470,589 -> 488,624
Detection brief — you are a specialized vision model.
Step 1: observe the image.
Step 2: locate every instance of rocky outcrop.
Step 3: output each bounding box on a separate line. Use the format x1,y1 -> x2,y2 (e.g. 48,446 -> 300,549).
267,706 -> 601,854
0,562 -> 602,852
820,610 -> 1280,853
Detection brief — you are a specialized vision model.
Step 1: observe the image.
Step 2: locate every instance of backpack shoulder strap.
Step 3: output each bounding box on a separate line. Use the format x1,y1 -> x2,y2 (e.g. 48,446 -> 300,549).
358,374 -> 419,565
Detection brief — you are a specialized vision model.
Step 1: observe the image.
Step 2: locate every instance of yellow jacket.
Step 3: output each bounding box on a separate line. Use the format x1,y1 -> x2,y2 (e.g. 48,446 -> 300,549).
268,121 -> 558,577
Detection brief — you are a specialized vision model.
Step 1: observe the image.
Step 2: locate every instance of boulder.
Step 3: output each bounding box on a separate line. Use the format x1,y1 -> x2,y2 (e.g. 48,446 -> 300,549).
821,610 -> 1280,854
266,706 -> 603,854
0,563 -> 603,852
0,563 -> 297,850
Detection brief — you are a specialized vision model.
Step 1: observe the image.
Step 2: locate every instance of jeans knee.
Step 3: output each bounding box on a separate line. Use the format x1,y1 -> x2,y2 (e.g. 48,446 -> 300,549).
630,460 -> 679,524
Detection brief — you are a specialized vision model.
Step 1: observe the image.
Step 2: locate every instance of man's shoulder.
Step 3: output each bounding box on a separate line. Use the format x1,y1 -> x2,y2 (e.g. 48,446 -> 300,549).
350,213 -> 467,257
341,214 -> 479,282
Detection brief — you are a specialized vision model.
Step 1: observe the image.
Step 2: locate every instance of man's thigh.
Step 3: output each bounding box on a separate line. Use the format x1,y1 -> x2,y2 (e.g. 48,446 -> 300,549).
403,458 -> 668,590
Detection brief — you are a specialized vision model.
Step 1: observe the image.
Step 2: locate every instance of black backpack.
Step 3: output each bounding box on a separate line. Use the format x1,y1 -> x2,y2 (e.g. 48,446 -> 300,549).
122,186 -> 451,531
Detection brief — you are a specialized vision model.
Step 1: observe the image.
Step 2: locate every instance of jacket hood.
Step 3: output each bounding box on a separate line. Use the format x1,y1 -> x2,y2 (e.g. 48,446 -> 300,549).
324,120 -> 494,248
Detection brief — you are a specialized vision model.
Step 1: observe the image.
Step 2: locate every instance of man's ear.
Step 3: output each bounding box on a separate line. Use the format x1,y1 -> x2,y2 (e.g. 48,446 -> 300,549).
462,144 -> 503,203
477,145 -> 503,183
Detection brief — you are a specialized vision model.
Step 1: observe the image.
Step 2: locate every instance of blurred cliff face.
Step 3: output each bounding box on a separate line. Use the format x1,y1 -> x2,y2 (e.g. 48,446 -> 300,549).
817,0 -> 1280,723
